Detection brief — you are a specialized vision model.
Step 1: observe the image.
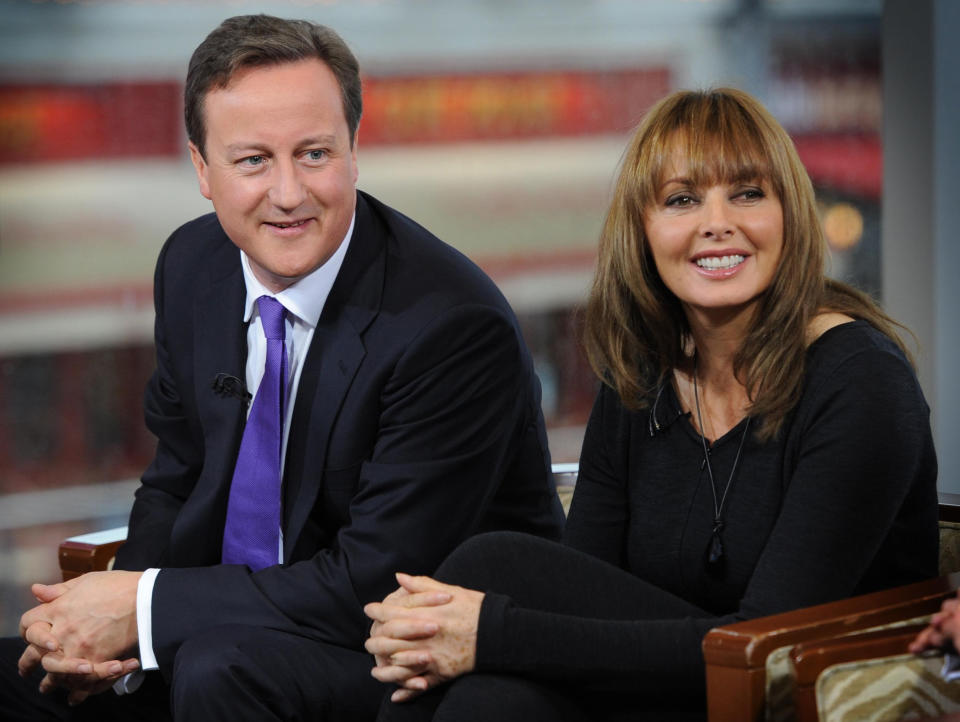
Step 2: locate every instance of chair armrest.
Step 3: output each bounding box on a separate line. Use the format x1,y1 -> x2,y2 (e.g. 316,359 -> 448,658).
59,526 -> 128,581
703,572 -> 960,722
789,622 -> 928,722
939,492 -> 960,522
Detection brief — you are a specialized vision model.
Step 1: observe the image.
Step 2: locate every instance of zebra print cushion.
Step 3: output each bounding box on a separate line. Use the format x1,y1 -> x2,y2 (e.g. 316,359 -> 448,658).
816,653 -> 960,722
763,616 -> 934,722
765,643 -> 798,721
940,521 -> 960,576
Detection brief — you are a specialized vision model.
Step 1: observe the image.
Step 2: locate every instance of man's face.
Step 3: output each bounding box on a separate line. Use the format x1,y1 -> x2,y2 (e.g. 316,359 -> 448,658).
189,58 -> 358,293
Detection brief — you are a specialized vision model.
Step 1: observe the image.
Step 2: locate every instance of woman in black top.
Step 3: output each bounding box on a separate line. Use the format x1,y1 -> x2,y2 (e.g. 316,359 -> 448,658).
364,88 -> 938,721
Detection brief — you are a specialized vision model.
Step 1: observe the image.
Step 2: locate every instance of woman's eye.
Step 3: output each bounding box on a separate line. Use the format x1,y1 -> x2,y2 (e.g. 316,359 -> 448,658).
738,187 -> 765,200
666,194 -> 695,207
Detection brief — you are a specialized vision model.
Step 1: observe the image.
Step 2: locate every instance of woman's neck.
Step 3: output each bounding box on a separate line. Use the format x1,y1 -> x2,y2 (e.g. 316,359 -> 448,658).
676,309 -> 753,442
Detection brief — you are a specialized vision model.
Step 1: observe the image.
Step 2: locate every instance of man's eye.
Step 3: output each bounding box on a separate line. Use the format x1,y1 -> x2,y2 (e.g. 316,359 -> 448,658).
241,155 -> 265,167
305,150 -> 326,161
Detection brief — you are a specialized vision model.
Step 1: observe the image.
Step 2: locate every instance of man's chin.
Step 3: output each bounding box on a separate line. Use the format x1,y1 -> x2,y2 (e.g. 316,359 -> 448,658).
248,261 -> 312,294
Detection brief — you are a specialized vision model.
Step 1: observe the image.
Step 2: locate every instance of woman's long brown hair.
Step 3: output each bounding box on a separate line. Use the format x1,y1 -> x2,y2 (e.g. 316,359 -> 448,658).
583,87 -> 911,440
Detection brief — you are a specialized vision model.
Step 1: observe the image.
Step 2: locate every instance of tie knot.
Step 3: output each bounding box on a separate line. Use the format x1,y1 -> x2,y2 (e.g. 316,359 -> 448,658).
257,295 -> 286,341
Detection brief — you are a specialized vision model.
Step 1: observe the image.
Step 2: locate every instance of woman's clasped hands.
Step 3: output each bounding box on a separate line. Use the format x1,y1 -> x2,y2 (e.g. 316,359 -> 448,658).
364,572 -> 484,702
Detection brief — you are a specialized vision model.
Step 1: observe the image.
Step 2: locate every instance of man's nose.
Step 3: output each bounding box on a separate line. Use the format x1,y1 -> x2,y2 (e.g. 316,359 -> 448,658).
269,160 -> 308,211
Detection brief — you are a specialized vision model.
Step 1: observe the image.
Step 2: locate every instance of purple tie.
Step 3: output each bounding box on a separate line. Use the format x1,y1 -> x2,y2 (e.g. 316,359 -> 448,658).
222,295 -> 287,570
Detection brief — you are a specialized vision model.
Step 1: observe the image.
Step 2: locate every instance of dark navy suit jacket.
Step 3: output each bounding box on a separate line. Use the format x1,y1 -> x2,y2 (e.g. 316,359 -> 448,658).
114,191 -> 564,675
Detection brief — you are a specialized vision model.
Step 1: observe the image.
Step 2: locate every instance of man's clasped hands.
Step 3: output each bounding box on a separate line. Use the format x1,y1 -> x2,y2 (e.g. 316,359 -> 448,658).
16,570 -> 143,705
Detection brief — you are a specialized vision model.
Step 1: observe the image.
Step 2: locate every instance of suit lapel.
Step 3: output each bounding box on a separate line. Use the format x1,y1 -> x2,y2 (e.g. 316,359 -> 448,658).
283,193 -> 386,560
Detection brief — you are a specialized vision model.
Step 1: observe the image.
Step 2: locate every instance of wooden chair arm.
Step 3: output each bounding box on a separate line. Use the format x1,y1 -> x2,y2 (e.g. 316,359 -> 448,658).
704,572 -> 960,722
59,527 -> 128,581
551,462 -> 578,488
940,493 -> 960,522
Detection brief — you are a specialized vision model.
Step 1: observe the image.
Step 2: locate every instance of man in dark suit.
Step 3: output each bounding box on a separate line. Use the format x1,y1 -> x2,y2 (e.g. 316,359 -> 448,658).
3,14 -> 563,721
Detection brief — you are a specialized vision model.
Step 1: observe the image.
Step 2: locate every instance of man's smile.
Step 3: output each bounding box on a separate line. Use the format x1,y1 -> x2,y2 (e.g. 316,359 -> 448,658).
265,219 -> 311,229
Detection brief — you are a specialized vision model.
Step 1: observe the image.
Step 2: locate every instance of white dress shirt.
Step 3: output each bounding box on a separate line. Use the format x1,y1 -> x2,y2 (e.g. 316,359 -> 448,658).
127,215 -> 354,680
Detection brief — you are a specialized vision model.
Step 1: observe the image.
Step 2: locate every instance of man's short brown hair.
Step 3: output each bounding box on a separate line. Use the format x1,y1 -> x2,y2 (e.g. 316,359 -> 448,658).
185,14 -> 362,157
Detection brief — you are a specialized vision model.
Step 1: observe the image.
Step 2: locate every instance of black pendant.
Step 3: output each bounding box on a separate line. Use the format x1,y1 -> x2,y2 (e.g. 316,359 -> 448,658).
705,519 -> 725,571
707,530 -> 724,564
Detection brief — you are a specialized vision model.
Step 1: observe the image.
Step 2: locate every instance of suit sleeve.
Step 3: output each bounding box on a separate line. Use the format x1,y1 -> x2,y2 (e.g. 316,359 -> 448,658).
148,303 -> 541,672
113,237 -> 203,572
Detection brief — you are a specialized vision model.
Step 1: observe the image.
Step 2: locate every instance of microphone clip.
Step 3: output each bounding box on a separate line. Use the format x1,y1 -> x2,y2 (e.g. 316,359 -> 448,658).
212,373 -> 252,406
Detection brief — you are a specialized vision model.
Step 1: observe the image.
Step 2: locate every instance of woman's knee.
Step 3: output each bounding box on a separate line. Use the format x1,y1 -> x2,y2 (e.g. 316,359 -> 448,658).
436,531 -> 536,586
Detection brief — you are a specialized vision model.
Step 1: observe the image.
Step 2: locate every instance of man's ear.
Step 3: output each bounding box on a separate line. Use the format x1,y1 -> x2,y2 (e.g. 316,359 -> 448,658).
188,142 -> 212,200
350,132 -> 359,185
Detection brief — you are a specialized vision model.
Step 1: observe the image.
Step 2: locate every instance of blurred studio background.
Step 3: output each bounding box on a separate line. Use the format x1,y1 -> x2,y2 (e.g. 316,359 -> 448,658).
0,0 -> 957,634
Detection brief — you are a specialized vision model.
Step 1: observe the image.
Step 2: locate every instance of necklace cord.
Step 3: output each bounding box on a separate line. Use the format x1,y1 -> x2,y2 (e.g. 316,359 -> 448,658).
693,355 -> 751,565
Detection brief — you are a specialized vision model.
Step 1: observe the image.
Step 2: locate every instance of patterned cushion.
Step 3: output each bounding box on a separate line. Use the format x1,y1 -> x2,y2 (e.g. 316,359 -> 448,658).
940,521 -> 960,575
765,643 -> 798,722
816,653 -> 960,722
763,616 -> 932,722
556,487 -> 574,515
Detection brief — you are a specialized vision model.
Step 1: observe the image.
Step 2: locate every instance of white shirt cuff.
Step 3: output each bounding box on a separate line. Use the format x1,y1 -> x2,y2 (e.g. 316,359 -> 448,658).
112,669 -> 145,695
136,567 -> 161,671
112,568 -> 161,695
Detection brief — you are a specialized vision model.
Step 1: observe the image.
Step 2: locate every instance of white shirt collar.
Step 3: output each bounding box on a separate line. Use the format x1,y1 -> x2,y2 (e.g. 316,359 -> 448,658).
239,212 -> 355,327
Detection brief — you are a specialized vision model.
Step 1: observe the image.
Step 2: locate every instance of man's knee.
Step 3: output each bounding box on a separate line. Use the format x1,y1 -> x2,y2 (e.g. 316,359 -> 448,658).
172,626 -> 379,722
172,627 -> 297,721
172,629 -> 252,700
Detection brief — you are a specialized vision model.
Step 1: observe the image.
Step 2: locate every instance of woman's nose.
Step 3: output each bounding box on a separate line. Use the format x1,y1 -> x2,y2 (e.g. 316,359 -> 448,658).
698,193 -> 734,239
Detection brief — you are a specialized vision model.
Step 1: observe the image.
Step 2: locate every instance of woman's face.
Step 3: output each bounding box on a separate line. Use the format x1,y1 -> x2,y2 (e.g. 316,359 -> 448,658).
643,154 -> 784,325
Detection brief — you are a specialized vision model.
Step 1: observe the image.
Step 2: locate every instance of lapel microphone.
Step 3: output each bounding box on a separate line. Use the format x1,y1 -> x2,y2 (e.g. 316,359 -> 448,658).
647,383 -> 691,437
212,373 -> 252,405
